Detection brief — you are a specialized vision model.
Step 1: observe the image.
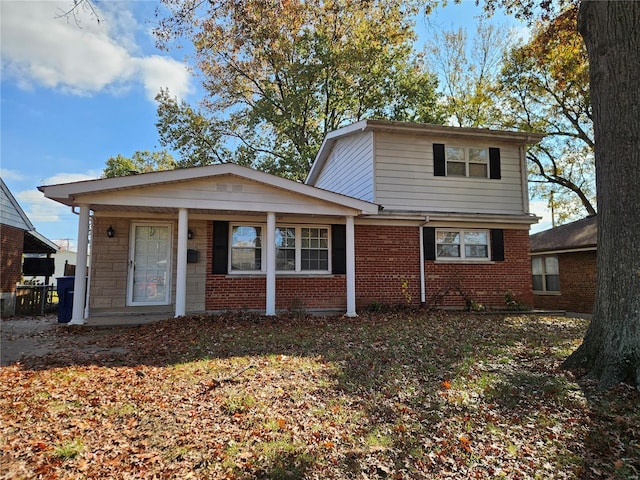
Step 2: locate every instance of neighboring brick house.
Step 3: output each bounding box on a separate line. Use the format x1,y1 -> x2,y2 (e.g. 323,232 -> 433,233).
1,178 -> 58,316
39,120 -> 543,324
530,215 -> 597,314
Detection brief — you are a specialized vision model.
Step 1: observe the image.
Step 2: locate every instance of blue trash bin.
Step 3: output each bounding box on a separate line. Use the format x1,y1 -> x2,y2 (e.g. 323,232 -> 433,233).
56,276 -> 75,323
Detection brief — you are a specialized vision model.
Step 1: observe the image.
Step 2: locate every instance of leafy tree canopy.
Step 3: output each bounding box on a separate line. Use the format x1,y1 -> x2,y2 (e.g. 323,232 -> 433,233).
154,0 -> 446,180
102,150 -> 177,178
426,20 -> 515,129
498,4 -> 595,221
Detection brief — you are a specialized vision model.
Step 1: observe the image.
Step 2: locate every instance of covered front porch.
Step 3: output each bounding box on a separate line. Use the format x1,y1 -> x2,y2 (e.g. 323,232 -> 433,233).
39,164 -> 378,324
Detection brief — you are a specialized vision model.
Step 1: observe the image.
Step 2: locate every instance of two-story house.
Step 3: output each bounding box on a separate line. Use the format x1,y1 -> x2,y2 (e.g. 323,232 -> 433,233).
39,120 -> 542,324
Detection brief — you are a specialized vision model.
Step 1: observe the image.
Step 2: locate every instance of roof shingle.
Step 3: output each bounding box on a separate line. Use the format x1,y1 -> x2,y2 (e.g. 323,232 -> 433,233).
530,215 -> 597,253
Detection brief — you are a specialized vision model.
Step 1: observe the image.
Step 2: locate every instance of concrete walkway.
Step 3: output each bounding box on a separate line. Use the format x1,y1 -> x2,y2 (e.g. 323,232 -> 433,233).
1,315 -> 58,365
0,313 -> 171,366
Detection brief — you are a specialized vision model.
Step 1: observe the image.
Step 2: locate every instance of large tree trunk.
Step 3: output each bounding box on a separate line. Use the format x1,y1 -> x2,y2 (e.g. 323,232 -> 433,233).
562,1 -> 640,390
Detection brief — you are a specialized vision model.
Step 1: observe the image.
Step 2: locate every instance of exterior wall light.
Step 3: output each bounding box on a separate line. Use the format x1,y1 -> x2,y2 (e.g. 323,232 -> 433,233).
107,225 -> 115,238
188,228 -> 194,240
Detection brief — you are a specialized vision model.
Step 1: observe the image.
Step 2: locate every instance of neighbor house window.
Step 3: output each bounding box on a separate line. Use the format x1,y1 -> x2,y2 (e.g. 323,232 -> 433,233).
446,147 -> 489,178
532,256 -> 560,292
436,229 -> 490,260
231,224 -> 330,273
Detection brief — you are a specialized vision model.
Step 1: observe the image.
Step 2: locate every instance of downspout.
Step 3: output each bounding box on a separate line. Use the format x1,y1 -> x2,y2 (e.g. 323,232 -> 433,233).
419,217 -> 429,307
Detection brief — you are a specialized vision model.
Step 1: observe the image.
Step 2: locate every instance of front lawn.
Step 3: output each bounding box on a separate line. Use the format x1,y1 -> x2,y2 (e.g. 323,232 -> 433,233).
1,312 -> 638,479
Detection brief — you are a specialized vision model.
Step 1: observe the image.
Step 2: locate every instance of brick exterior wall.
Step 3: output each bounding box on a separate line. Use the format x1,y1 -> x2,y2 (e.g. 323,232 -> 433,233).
354,225 -> 421,308
1,224 -> 25,317
1,224 -> 24,292
205,223 -> 533,312
533,250 -> 596,314
425,229 -> 533,309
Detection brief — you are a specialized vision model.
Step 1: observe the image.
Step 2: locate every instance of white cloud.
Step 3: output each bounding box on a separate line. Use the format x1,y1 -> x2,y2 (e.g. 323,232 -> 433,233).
41,171 -> 101,186
0,169 -> 26,181
14,170 -> 102,224
529,200 -> 553,234
15,189 -> 69,223
1,1 -> 193,101
136,54 -> 194,101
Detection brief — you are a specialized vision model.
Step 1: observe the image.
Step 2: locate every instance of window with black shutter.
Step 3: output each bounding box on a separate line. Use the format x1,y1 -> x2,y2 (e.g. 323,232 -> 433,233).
433,144 -> 501,179
490,229 -> 505,261
212,221 -> 229,274
331,224 -> 346,274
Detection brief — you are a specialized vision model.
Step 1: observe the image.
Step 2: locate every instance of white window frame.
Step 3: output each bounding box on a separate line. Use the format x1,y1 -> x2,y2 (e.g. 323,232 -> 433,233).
435,228 -> 491,261
229,224 -> 263,272
446,146 -> 489,178
229,223 -> 331,275
532,255 -> 560,293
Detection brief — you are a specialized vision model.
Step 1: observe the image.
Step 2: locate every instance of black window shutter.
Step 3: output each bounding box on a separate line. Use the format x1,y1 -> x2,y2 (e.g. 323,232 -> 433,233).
489,148 -> 501,179
331,224 -> 346,275
423,227 -> 436,261
212,221 -> 229,274
433,143 -> 446,176
491,229 -> 505,261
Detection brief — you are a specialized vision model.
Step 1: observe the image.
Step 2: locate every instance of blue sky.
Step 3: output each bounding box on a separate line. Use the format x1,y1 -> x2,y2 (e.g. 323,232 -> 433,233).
1,0 -> 550,250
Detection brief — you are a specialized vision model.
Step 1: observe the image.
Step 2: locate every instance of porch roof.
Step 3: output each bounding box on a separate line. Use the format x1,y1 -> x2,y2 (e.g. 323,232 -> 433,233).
38,163 -> 379,217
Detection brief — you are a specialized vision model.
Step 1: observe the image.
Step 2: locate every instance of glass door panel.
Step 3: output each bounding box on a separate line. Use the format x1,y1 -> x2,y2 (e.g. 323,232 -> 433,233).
128,224 -> 172,305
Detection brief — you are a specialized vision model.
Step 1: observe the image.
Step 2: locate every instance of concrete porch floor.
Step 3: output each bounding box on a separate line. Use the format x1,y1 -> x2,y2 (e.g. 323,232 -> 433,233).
77,313 -> 174,327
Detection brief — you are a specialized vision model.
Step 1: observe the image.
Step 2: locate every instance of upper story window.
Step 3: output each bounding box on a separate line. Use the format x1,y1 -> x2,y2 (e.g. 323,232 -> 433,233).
446,147 -> 489,178
532,255 -> 560,292
433,143 -> 501,179
231,224 -> 330,274
436,229 -> 490,260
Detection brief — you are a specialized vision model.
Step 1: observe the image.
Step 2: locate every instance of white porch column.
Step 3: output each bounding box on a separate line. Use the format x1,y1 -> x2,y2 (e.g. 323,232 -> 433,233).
69,204 -> 90,325
175,208 -> 188,317
345,215 -> 357,317
265,212 -> 276,316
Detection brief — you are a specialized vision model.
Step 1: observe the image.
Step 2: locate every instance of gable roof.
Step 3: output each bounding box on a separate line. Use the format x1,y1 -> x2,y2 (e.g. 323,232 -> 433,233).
24,230 -> 59,254
1,177 -> 34,231
39,163 -> 379,216
1,178 -> 58,254
530,215 -> 598,253
306,119 -> 545,184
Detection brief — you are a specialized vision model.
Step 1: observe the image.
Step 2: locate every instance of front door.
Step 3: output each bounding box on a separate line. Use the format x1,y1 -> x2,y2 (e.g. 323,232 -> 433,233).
127,223 -> 172,306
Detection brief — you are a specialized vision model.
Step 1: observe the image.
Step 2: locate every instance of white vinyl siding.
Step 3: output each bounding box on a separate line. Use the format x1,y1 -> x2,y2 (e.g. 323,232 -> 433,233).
0,183 -> 32,230
314,131 -> 375,202
374,132 -> 526,215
